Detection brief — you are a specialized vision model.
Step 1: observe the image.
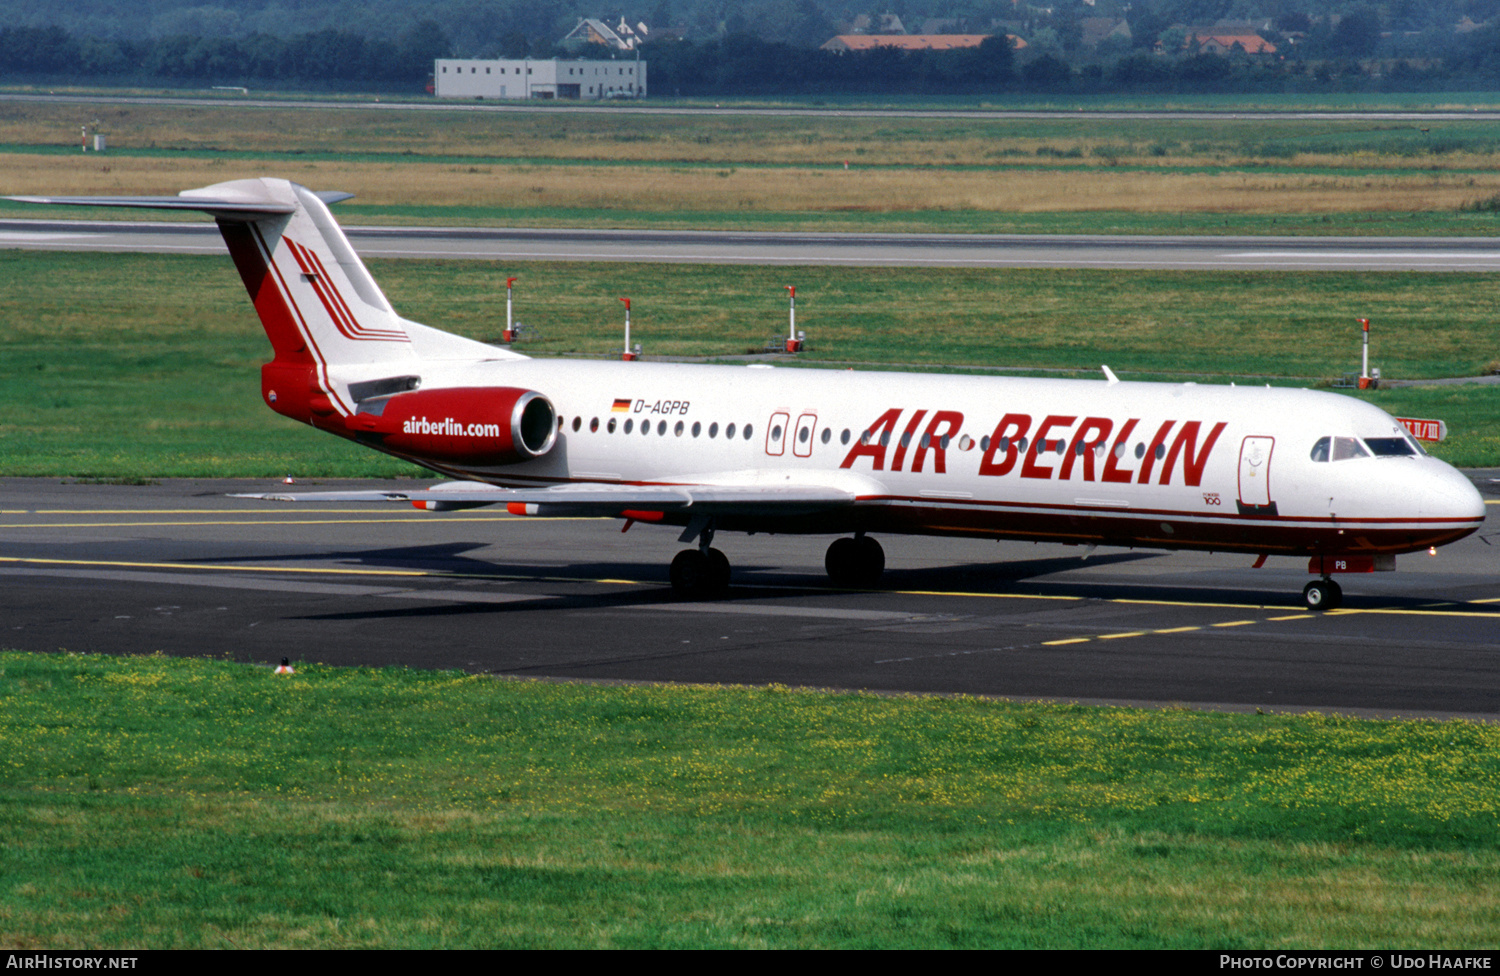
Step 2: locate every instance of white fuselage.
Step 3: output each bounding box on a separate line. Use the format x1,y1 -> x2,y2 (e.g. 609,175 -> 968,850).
343,357 -> 1485,557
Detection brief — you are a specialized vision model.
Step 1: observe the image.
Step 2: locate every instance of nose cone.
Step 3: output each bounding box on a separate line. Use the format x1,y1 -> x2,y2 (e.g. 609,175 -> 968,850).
1419,459 -> 1487,524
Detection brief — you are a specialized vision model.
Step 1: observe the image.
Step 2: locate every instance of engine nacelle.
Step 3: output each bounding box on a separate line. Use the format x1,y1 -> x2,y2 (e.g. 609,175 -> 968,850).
346,386 -> 557,466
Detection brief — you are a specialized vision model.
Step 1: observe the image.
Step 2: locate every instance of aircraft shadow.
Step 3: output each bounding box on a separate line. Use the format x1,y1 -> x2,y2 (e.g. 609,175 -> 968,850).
181,542 -> 1476,620
186,541 -> 535,576
289,550 -> 1195,624
196,542 -> 1157,582
873,551 -> 1161,586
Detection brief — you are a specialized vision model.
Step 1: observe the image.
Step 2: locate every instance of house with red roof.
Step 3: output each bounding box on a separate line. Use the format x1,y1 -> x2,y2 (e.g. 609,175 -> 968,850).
1188,33 -> 1277,55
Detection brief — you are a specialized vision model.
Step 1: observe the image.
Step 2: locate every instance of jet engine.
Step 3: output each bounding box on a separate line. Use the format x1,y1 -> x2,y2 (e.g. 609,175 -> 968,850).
345,386 -> 557,466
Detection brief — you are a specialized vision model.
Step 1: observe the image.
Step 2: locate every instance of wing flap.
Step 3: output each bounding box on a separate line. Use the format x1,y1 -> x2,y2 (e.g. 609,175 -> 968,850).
232,480 -> 856,515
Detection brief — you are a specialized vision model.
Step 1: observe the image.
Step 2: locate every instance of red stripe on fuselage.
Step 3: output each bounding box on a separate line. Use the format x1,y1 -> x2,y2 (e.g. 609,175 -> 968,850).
847,501 -> 1479,556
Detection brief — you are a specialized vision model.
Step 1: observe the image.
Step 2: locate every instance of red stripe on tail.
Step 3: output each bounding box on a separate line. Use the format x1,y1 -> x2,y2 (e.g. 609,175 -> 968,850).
219,220 -> 313,365
296,243 -> 406,341
286,239 -> 408,342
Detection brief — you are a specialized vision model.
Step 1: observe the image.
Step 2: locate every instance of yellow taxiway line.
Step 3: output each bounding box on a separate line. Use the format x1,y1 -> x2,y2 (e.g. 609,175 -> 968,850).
2,556 -> 1497,618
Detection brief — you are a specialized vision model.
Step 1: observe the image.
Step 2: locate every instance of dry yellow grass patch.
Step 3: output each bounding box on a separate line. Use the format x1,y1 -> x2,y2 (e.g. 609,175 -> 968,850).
1275,151 -> 1500,171
0,151 -> 360,197
6,152 -> 1500,214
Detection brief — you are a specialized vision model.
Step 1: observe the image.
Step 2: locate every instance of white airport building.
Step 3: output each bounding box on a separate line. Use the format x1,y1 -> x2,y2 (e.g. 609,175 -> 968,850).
434,58 -> 646,100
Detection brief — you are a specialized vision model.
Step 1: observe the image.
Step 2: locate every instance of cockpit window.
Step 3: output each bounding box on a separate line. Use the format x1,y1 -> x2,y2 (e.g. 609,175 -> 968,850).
1332,436 -> 1369,461
1309,437 -> 1330,462
1364,437 -> 1417,457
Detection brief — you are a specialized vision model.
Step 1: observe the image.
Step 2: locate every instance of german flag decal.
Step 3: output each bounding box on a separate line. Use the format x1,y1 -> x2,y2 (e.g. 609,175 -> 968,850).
612,398 -> 632,413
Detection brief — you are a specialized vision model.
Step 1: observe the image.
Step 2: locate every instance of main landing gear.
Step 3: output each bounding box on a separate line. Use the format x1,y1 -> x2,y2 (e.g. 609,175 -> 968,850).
1302,577 -> 1343,611
667,531 -> 888,599
825,534 -> 885,588
668,516 -> 733,599
669,545 -> 731,599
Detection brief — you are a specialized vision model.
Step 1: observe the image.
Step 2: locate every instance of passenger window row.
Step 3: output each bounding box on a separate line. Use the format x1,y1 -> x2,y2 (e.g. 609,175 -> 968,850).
561,414 -> 868,445
563,415 -> 769,441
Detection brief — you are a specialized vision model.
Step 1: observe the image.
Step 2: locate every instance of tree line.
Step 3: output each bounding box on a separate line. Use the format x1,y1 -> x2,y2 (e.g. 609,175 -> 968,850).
649,31 -> 1500,96
0,22 -> 449,86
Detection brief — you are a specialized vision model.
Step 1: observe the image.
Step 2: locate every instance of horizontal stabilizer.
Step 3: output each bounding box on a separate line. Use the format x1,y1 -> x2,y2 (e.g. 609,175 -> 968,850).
6,194 -> 294,219
6,187 -> 351,221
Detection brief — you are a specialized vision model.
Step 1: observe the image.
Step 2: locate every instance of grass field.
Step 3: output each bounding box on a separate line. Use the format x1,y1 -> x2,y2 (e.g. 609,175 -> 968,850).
7,97 -> 1500,234
3,650 -> 1499,948
2,249 -> 1497,475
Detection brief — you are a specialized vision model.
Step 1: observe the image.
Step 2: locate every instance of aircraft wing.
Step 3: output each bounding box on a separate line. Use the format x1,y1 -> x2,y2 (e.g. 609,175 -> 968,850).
233,480 -> 857,516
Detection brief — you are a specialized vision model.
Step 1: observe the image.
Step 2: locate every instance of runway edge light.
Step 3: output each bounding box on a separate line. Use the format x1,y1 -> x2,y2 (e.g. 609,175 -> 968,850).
620,297 -> 639,361
785,285 -> 804,353
503,276 -> 518,344
1356,318 -> 1377,389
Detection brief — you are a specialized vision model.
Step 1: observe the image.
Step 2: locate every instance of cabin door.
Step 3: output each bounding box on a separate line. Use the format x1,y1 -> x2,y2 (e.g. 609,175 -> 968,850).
765,412 -> 790,457
1238,436 -> 1275,511
792,413 -> 818,458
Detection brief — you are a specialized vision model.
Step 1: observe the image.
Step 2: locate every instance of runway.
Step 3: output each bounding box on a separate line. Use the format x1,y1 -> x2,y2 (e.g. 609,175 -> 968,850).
4,476 -> 1498,718
4,92 -> 1500,123
4,217 -> 1500,270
